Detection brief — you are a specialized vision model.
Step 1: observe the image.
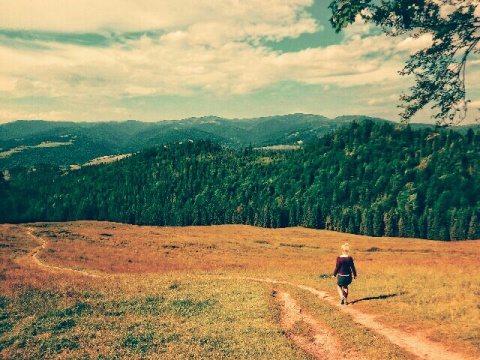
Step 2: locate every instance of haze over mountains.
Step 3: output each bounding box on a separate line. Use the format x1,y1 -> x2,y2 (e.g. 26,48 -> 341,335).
0,114 -> 375,169
1,113 -> 479,170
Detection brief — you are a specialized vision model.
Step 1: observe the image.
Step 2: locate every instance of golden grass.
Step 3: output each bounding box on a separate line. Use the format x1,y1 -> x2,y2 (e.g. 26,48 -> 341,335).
0,142 -> 73,158
83,154 -> 131,166
284,284 -> 413,359
1,221 -> 479,359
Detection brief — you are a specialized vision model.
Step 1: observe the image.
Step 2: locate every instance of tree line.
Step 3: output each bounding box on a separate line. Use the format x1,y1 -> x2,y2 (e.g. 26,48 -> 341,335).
1,120 -> 479,240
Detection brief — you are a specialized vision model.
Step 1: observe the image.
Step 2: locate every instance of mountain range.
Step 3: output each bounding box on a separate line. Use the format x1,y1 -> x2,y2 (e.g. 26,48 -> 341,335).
0,113 -> 478,170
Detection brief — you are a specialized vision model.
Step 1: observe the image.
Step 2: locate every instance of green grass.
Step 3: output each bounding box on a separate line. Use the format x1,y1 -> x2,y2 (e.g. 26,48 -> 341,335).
0,276 -> 310,359
2,222 -> 479,359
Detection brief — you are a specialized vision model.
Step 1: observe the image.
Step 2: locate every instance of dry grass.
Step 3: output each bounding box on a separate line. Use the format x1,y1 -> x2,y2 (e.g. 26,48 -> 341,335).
0,141 -> 73,158
83,154 -> 131,166
1,275 -> 308,359
284,283 -> 412,359
1,221 -> 479,359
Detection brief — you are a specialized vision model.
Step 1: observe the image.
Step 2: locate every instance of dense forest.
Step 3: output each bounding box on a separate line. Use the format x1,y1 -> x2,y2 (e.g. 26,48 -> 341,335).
0,114 -> 358,169
1,120 -> 479,240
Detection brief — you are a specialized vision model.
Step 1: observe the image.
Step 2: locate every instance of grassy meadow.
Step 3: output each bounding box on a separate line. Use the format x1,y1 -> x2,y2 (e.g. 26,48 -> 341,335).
1,221 -> 479,359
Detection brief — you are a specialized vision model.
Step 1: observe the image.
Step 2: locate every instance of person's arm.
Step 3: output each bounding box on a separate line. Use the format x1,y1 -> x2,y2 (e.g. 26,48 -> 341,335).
332,257 -> 340,277
350,258 -> 357,278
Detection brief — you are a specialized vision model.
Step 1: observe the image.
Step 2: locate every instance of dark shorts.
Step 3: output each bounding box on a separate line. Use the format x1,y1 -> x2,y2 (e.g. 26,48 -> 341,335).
337,275 -> 352,287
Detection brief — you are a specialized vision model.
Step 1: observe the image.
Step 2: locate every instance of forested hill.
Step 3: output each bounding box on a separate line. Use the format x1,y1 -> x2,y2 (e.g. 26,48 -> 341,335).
1,120 -> 479,240
0,114 -> 368,170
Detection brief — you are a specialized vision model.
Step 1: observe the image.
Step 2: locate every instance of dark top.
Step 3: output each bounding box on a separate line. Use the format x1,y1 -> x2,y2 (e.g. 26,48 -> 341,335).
333,256 -> 357,277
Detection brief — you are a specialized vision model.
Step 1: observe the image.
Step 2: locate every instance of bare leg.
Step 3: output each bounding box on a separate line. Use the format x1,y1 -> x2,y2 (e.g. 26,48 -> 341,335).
336,285 -> 344,299
342,287 -> 349,304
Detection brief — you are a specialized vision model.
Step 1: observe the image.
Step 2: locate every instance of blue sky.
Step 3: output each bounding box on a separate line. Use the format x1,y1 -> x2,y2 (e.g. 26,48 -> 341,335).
1,0 -> 479,124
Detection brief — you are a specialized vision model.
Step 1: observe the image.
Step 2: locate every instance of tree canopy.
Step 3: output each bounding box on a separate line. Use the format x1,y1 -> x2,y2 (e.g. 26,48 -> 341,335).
3,121 -> 480,240
329,0 -> 480,126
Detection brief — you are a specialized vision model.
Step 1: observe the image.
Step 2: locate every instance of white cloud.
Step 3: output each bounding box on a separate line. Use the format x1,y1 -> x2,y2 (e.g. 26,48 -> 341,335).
1,29 -> 407,101
4,0 -> 465,123
396,33 -> 433,54
0,0 -> 331,101
0,0 -> 319,105
367,94 -> 400,106
469,99 -> 480,107
1,1 -> 412,101
0,108 -> 72,122
0,0 -> 315,35
1,1 -> 191,32
0,76 -> 16,92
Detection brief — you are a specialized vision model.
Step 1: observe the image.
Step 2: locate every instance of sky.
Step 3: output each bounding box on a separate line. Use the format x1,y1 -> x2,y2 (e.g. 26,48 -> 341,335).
0,0 -> 479,125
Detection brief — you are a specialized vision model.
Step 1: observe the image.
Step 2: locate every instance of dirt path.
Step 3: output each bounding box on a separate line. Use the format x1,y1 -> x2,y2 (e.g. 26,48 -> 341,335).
277,290 -> 361,360
18,228 -> 468,360
24,227 -> 103,278
252,278 -> 468,360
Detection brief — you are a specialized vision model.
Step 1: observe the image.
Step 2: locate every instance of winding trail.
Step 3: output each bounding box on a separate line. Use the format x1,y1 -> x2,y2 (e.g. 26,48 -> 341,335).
276,290 -> 360,360
251,277 -> 467,360
21,227 -> 469,360
25,227 -> 104,278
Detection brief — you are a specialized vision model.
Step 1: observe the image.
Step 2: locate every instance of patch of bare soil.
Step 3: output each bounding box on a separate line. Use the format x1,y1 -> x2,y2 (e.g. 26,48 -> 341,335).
339,305 -> 466,360
255,278 -> 468,360
276,290 -> 357,360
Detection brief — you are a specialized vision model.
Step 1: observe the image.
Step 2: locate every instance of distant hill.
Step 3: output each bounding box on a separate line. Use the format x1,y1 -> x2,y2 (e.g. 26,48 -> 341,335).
0,114 -> 361,169
2,120 -> 479,240
0,113 -> 476,170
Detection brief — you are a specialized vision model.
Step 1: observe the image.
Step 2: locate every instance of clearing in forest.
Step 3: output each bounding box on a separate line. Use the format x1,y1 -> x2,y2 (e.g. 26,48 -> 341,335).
1,222 -> 478,359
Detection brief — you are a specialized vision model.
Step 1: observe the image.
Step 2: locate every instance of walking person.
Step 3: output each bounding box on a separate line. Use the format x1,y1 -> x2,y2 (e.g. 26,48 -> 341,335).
332,243 -> 357,305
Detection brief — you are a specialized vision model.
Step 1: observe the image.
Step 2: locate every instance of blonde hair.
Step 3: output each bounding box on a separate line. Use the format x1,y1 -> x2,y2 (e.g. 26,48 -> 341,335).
341,243 -> 350,253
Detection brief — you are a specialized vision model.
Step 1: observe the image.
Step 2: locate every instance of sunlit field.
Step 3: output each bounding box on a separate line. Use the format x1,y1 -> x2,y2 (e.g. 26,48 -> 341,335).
1,221 -> 479,359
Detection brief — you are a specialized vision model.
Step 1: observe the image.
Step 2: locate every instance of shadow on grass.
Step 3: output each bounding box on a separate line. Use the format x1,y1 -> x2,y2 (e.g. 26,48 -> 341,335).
350,293 -> 402,304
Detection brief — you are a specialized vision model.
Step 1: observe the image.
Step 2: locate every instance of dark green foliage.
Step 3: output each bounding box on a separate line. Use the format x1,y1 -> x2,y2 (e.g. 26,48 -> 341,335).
0,114 -> 357,170
328,0 -> 480,125
0,320 -> 14,336
2,121 -> 479,240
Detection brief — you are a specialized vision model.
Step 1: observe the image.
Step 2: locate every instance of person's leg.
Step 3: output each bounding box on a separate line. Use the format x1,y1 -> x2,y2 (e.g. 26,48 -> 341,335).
336,285 -> 344,299
342,286 -> 349,304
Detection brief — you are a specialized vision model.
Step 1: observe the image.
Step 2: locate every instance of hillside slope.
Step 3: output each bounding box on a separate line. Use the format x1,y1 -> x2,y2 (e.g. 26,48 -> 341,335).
2,120 -> 479,240
1,114 -> 391,169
